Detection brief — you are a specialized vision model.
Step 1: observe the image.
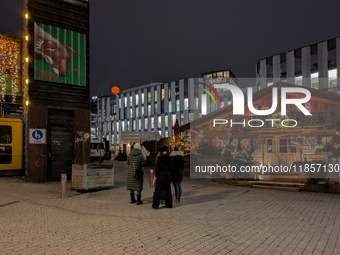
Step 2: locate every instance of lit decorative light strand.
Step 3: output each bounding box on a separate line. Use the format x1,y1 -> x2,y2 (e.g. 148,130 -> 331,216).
0,35 -> 20,103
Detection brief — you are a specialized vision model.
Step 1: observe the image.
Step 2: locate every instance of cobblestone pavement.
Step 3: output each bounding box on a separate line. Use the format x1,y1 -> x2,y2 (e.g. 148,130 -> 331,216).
1,161 -> 340,255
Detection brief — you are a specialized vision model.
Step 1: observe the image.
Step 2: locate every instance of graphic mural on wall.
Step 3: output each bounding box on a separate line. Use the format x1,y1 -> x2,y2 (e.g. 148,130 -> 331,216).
34,23 -> 86,86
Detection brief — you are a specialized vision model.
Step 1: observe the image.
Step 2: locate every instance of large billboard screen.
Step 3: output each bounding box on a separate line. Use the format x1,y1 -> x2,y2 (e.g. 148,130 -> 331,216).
34,23 -> 86,87
0,34 -> 21,99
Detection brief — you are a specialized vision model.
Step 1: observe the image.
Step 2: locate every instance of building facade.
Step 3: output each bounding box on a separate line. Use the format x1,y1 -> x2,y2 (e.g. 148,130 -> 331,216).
256,37 -> 340,93
23,0 -> 90,181
92,70 -> 242,146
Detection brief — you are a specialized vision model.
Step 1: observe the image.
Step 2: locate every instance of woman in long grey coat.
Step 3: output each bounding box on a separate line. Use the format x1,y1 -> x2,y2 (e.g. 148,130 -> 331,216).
127,143 -> 146,204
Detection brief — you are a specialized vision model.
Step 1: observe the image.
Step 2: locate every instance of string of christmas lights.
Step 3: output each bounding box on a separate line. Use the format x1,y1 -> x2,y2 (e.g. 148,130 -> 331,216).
0,35 -> 20,103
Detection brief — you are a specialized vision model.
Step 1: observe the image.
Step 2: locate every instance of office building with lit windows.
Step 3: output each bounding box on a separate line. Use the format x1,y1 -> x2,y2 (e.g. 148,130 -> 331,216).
256,37 -> 340,93
92,70 -> 240,146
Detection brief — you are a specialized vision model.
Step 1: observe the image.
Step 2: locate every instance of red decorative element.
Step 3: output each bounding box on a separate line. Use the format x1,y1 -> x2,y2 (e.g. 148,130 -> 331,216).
198,82 -> 223,107
111,86 -> 120,94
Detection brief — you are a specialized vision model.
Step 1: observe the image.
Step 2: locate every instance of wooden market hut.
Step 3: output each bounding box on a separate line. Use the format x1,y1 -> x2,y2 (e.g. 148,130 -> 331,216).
178,82 -> 340,184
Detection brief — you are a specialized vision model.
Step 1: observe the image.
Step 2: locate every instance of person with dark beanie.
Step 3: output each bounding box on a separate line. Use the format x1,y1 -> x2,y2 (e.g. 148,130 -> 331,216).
152,146 -> 173,209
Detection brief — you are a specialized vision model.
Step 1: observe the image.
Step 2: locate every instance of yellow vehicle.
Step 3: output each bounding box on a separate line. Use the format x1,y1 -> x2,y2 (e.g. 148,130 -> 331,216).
0,118 -> 23,174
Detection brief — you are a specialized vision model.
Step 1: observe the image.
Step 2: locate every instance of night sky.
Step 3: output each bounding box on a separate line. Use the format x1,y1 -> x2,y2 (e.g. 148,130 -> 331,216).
1,0 -> 340,96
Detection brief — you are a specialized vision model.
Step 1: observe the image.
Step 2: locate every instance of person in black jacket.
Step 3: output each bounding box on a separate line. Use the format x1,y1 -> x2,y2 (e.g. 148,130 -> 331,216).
152,146 -> 173,209
170,147 -> 184,203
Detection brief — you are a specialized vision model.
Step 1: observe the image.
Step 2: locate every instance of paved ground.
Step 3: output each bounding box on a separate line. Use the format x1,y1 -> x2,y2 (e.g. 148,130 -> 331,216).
1,161 -> 340,255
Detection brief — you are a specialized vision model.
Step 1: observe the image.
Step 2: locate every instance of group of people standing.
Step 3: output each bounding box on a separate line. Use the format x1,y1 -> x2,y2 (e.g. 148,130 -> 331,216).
126,143 -> 184,210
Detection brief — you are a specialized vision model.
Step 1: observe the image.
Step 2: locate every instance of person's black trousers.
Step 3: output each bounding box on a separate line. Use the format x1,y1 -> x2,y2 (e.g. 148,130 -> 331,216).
152,182 -> 172,208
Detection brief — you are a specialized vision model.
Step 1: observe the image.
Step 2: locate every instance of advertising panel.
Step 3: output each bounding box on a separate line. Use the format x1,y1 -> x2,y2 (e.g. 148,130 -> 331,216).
34,22 -> 86,86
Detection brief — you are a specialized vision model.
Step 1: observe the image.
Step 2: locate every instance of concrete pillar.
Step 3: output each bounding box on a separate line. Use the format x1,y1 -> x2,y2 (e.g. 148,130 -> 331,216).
302,46 -> 311,87
318,41 -> 328,89
260,59 -> 266,88
286,51 -> 295,84
273,55 -> 280,84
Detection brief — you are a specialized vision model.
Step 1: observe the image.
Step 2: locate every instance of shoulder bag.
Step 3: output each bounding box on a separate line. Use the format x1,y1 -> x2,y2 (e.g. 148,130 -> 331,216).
133,160 -> 144,180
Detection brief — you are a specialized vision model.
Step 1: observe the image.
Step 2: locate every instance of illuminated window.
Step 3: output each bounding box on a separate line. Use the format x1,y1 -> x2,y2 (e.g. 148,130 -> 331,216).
151,117 -> 154,129
175,82 -> 180,99
135,94 -> 139,105
184,98 -> 189,110
176,100 -> 180,111
142,107 -> 144,116
155,90 -> 157,102
165,116 -> 168,127
329,69 -> 337,88
139,119 -> 141,131
320,136 -> 332,145
141,93 -> 144,104
133,120 -> 136,131
130,96 -> 132,106
180,114 -> 184,125
130,108 -> 132,118
161,89 -> 165,100
135,107 -> 138,117
201,94 -> 207,115
148,105 -> 151,115
127,121 -> 130,131
169,102 -> 172,112
295,76 -> 302,86
158,116 -> 162,128
311,72 -> 319,89
148,92 -> 151,104
169,87 -> 171,98
165,130 -> 169,137
189,113 -> 194,122
124,97 -> 127,107
145,118 -> 148,129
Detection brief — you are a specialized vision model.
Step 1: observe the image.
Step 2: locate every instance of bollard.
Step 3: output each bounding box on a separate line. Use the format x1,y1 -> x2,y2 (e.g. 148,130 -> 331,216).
61,174 -> 67,199
149,169 -> 154,188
